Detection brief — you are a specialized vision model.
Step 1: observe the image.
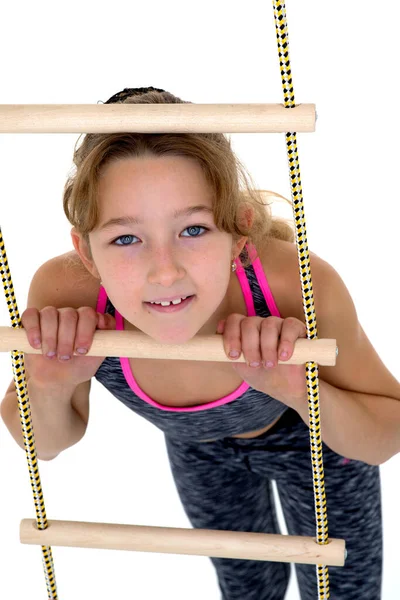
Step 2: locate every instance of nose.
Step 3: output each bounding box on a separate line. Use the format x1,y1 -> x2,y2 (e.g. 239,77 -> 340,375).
147,248 -> 186,287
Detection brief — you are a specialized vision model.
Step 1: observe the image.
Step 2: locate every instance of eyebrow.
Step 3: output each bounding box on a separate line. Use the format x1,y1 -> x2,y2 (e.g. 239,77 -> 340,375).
98,205 -> 214,231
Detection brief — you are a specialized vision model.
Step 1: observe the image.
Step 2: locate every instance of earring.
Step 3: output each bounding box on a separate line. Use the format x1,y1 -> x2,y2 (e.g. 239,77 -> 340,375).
231,261 -> 237,272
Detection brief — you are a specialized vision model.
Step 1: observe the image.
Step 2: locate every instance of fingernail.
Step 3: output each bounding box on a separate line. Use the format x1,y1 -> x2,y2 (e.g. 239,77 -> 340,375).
229,350 -> 239,358
265,361 -> 274,368
33,338 -> 42,348
76,348 -> 88,355
249,361 -> 260,368
58,355 -> 71,361
280,351 -> 288,359
46,351 -> 56,358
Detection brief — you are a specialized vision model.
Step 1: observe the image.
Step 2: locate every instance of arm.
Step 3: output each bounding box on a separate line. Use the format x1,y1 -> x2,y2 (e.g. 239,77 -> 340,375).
0,254 -> 95,460
290,259 -> 400,466
1,378 -> 89,461
296,379 -> 400,465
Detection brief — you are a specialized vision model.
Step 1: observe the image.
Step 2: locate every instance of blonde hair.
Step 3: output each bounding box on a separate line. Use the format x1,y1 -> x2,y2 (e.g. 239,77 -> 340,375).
63,89 -> 295,268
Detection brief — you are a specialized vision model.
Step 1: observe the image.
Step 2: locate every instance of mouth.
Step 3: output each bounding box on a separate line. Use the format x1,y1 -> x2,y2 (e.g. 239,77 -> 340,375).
144,295 -> 195,313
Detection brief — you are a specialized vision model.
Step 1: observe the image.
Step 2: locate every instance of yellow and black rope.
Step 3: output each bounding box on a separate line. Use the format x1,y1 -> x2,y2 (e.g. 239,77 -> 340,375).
273,1 -> 330,598
0,229 -> 58,598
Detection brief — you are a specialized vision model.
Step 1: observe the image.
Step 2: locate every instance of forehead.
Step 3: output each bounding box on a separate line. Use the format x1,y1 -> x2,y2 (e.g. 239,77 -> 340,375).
98,155 -> 211,197
96,156 -> 214,222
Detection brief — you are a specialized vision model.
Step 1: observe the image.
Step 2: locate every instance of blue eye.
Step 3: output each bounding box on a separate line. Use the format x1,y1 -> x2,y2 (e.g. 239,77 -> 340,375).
181,226 -> 208,237
113,234 -> 138,246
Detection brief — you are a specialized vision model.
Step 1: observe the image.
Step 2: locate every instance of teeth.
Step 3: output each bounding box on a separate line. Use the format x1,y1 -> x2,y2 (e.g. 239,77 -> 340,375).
151,296 -> 187,306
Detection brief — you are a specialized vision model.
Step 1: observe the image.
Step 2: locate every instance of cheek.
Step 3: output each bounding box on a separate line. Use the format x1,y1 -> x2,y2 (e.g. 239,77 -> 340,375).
104,258 -> 140,282
200,268 -> 231,304
99,264 -> 143,308
191,253 -> 231,294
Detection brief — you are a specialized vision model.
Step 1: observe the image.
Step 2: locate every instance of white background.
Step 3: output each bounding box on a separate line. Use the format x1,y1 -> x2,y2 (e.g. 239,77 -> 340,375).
0,1 -> 399,598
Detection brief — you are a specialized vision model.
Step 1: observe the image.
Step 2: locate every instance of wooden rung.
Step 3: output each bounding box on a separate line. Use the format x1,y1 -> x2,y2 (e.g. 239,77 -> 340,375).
0,103 -> 316,133
20,519 -> 346,567
0,327 -> 337,365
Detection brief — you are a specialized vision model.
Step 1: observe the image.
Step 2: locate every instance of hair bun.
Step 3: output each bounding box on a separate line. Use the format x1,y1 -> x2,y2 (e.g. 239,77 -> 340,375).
104,87 -> 167,104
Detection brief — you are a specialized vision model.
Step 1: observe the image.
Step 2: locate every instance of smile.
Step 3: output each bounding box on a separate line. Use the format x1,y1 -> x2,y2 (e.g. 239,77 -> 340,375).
144,295 -> 195,313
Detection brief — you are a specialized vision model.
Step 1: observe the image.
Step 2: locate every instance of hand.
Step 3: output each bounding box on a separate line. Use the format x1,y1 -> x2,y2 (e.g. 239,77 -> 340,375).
216,314 -> 308,409
22,306 -> 116,388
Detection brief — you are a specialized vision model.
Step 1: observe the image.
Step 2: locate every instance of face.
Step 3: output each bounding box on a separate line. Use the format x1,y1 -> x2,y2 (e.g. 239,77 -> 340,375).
73,155 -> 247,344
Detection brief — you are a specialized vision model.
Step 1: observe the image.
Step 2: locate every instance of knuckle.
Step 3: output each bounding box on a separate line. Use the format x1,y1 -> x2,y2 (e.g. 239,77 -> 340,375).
239,317 -> 253,331
79,307 -> 99,331
223,314 -> 241,333
224,313 -> 242,326
59,307 -> 78,321
41,305 -> 58,316
40,307 -> 59,329
77,306 -> 96,318
21,307 -> 39,321
261,316 -> 277,329
284,316 -> 298,327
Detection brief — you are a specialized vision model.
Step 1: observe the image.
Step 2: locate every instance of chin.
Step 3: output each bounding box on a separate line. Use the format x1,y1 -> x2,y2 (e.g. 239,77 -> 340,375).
138,317 -> 207,345
148,327 -> 199,346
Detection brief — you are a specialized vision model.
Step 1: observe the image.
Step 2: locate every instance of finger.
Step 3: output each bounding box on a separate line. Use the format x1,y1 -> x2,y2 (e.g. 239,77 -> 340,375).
39,306 -> 59,358
277,318 -> 307,361
73,307 -> 99,355
221,313 -> 245,359
101,312 -> 116,330
21,308 -> 42,349
260,317 -> 281,367
240,317 -> 264,367
95,311 -> 116,329
57,307 -> 79,361
216,319 -> 225,334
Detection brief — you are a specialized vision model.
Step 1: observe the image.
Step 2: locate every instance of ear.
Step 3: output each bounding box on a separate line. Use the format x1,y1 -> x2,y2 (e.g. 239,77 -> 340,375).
232,203 -> 255,259
70,227 -> 100,279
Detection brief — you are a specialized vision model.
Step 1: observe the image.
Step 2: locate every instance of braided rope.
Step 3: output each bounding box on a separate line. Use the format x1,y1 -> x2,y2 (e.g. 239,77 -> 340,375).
273,1 -> 330,598
0,228 -> 58,598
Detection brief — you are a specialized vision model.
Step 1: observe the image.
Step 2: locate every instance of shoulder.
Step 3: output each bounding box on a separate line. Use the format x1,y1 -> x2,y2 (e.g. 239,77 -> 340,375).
260,238 -> 400,403
258,237 -> 329,321
27,250 -> 101,311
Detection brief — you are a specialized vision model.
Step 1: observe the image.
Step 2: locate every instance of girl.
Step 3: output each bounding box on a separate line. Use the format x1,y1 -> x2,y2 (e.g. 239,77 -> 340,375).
2,87 -> 400,600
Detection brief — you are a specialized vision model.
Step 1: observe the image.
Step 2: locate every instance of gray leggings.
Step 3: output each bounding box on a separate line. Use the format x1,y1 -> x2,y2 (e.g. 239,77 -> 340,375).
164,409 -> 382,600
